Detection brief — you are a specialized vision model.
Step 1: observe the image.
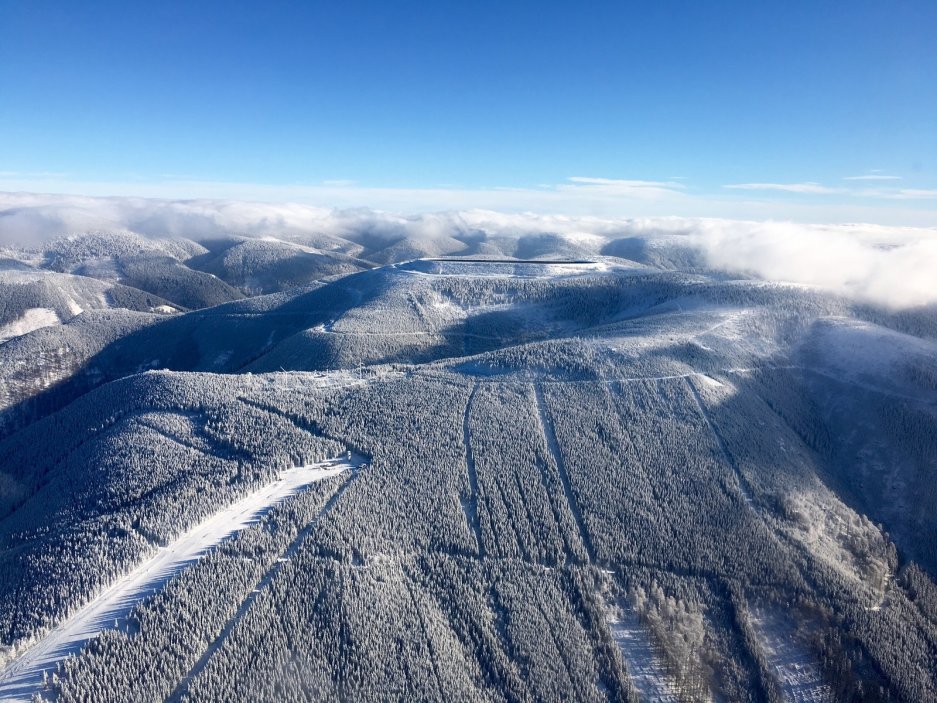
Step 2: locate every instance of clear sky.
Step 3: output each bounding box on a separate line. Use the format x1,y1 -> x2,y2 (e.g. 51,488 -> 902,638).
1,0 -> 936,223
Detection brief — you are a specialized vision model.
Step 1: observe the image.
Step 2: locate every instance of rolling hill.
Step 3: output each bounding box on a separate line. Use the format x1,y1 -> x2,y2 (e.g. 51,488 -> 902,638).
0,239 -> 934,702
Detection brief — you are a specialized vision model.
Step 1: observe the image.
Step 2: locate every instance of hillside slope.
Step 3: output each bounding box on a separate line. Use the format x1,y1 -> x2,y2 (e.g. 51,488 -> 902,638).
0,258 -> 934,702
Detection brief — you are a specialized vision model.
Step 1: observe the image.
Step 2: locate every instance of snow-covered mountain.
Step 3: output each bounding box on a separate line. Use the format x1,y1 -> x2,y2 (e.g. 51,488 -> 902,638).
0,227 -> 935,703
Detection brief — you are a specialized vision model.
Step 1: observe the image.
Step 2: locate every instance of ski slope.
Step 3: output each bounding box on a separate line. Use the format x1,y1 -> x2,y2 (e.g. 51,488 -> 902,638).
0,455 -> 358,702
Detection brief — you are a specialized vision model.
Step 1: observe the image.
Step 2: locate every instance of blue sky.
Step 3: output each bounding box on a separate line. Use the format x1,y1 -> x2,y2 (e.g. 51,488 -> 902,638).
1,0 -> 936,223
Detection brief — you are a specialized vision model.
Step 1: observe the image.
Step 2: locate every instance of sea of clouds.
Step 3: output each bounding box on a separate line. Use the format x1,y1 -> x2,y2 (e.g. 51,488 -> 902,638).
1,191 -> 935,309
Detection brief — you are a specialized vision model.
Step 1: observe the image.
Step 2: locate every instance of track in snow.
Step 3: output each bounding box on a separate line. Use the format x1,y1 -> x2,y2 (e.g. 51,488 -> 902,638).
533,382 -> 596,563
461,382 -> 484,557
166,461 -> 363,702
0,455 -> 359,703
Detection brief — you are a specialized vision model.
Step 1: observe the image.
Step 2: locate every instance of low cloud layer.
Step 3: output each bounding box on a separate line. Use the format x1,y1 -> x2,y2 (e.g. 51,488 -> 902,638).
1,191 -> 935,309
683,219 -> 937,309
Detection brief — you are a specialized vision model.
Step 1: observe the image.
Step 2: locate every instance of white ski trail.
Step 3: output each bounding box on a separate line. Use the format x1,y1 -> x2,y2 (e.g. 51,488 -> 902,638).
0,456 -> 356,702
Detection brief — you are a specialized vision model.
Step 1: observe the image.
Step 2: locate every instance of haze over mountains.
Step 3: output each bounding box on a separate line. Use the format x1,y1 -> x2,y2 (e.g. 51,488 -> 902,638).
0,194 -> 935,702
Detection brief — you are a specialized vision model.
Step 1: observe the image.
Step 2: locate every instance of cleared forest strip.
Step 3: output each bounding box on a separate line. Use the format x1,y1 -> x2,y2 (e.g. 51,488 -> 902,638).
602,595 -> 682,703
0,456 -> 359,703
461,382 -> 484,557
748,607 -> 832,703
532,382 -> 596,563
685,376 -> 755,506
166,465 -> 362,703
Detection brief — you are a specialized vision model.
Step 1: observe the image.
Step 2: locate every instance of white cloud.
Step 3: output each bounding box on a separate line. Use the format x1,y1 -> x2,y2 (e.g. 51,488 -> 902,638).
0,170 -> 71,179
844,174 -> 902,181
685,219 -> 937,309
724,180 -> 937,203
562,176 -> 686,199
1,191 -> 936,309
3,164 -> 935,226
724,182 -> 844,194
882,188 -> 937,200
0,176 -> 699,220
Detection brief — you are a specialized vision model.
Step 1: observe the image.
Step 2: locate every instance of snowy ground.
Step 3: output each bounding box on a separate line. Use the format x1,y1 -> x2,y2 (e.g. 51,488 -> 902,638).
0,308 -> 60,344
749,607 -> 832,703
396,258 -> 615,279
803,318 -> 937,404
605,603 -> 682,702
257,367 -> 402,393
0,456 -> 358,703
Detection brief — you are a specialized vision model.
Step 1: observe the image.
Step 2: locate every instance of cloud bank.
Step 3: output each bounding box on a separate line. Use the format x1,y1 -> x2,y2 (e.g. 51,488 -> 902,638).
3,170 -> 937,227
683,219 -> 937,310
1,191 -> 935,309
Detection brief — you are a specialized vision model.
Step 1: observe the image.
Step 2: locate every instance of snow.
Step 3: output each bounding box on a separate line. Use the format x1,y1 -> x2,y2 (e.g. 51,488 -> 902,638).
697,374 -> 723,388
0,456 -> 358,703
558,230 -> 607,248
212,350 -> 233,367
780,489 -> 891,594
805,318 -> 937,402
311,319 -> 337,333
0,308 -> 60,345
749,607 -> 832,703
397,258 -> 613,280
605,604 -> 682,702
64,296 -> 84,317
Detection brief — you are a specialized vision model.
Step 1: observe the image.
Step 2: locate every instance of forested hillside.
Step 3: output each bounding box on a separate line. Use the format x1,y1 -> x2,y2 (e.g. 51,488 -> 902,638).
0,249 -> 935,702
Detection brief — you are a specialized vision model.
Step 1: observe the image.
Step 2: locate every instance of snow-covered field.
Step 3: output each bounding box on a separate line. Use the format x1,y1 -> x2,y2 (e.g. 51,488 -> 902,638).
0,308 -> 60,344
749,607 -> 832,703
0,456 -> 358,703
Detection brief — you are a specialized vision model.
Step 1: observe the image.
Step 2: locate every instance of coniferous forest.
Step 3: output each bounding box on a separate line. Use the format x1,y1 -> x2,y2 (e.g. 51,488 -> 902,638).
0,234 -> 935,702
